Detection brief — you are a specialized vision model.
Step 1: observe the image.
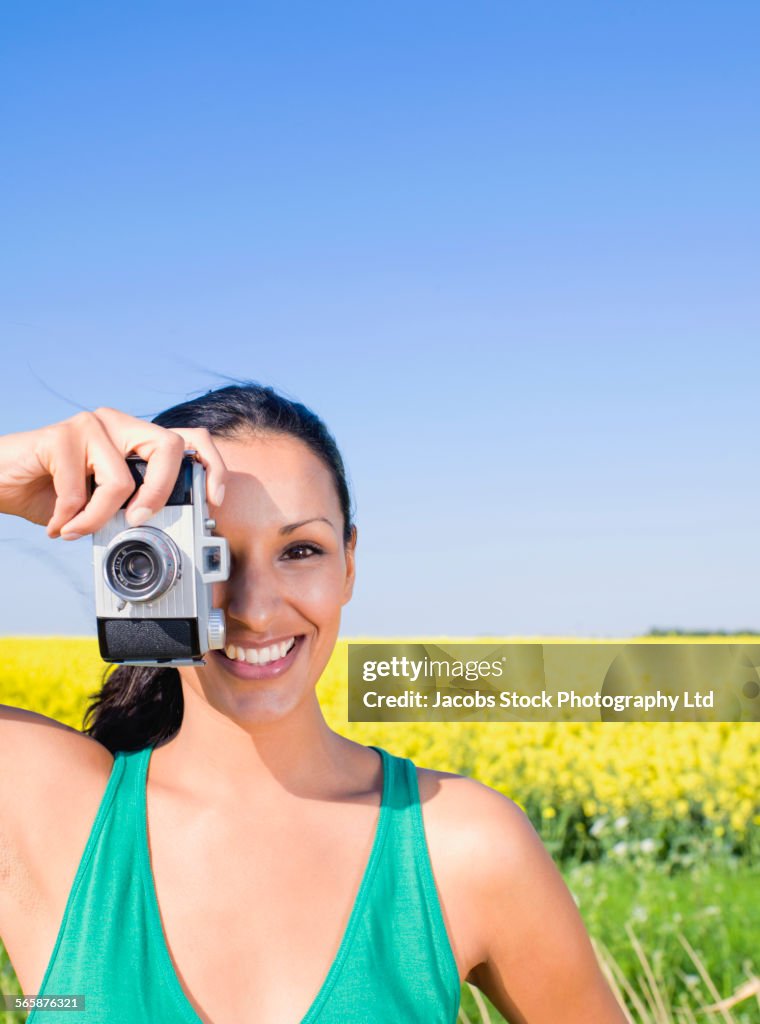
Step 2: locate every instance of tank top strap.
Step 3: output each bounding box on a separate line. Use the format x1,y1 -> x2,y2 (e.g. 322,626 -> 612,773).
375,747 -> 460,978
109,745 -> 153,851
350,746 -> 460,1020
27,745 -> 167,1024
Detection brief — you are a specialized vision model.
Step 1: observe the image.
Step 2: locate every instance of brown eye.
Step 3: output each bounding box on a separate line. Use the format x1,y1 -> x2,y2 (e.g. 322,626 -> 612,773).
283,543 -> 323,560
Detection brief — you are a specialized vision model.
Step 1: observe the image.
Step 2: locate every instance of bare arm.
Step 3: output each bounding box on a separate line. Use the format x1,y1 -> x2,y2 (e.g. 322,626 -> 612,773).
0,705 -> 113,931
461,784 -> 629,1023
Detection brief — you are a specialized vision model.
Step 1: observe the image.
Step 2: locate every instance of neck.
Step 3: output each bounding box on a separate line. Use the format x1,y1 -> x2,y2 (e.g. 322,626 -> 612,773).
154,675 -> 356,804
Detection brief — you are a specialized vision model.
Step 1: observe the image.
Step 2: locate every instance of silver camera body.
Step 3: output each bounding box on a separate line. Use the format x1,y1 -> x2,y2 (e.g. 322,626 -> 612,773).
92,454 -> 230,666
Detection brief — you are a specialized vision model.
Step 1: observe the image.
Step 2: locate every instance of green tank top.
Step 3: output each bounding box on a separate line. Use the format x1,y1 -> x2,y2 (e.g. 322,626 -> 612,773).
27,744 -> 461,1023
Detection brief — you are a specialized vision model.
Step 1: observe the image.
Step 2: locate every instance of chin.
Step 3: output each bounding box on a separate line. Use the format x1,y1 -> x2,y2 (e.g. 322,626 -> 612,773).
181,663 -> 315,725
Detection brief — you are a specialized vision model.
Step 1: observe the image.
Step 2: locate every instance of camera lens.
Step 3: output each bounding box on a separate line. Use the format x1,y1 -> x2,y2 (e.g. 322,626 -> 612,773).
120,547 -> 158,586
104,528 -> 181,603
125,551 -> 152,580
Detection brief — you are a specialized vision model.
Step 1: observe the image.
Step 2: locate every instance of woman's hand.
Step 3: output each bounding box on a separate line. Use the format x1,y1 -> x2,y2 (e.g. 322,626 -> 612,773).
0,407 -> 228,539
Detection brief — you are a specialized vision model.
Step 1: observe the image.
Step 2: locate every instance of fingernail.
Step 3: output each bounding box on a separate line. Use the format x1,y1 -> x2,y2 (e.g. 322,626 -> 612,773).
126,506 -> 154,527
213,485 -> 225,506
61,531 -> 83,541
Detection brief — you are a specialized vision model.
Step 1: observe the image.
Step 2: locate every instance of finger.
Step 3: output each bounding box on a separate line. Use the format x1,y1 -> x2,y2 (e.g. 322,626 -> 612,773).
45,454 -> 90,539
90,408 -> 189,525
122,430 -> 186,526
81,409 -> 227,525
168,427 -> 228,507
53,440 -> 136,538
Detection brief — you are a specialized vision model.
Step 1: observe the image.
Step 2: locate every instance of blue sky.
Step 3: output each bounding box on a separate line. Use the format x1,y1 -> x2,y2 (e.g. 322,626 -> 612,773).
2,2 -> 759,636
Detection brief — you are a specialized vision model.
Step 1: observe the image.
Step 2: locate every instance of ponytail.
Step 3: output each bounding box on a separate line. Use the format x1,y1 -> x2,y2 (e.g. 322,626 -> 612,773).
82,665 -> 183,753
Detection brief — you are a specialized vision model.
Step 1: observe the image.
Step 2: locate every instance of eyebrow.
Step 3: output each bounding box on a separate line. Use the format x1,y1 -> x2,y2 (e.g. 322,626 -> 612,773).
279,517 -> 335,535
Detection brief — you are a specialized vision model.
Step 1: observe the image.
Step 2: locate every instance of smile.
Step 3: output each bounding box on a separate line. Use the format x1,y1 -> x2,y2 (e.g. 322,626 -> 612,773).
211,635 -> 304,680
224,637 -> 297,665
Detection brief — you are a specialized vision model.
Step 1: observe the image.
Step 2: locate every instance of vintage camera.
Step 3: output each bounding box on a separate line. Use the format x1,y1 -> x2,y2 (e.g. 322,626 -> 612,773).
92,453 -> 230,665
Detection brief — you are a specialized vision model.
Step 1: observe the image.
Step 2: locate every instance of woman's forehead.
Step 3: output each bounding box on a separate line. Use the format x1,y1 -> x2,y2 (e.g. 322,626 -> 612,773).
213,434 -> 340,525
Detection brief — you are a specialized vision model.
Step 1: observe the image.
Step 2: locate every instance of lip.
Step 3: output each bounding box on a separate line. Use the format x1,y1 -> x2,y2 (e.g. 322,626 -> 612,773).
225,633 -> 300,650
209,635 -> 304,680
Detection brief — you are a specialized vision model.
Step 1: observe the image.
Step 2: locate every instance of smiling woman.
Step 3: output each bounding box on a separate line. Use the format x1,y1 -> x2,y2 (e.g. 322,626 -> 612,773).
0,383 -> 628,1024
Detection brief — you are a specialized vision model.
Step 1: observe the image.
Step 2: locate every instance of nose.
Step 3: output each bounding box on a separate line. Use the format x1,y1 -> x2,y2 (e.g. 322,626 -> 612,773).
216,561 -> 284,634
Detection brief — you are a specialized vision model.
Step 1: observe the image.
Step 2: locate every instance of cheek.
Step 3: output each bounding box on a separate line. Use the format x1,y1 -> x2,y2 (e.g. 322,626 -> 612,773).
210,563 -> 347,618
281,566 -> 347,619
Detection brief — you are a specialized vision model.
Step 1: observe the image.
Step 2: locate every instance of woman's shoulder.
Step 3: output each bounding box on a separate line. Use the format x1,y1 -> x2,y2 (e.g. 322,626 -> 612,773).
0,703 -> 114,793
412,760 -> 537,866
0,705 -> 115,905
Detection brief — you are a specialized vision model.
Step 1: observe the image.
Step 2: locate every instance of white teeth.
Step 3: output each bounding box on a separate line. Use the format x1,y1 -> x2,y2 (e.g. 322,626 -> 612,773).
225,637 -> 297,664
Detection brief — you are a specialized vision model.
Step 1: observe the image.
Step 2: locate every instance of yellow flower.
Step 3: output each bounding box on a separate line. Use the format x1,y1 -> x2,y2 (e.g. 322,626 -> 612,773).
675,799 -> 690,818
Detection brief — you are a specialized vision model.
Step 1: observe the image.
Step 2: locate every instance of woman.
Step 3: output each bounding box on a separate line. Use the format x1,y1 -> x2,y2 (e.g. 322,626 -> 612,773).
0,384 -> 628,1024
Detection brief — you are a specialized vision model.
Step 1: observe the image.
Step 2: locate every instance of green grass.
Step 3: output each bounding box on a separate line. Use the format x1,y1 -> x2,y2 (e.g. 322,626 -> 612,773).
571,860 -> 760,1007
457,859 -> 760,1024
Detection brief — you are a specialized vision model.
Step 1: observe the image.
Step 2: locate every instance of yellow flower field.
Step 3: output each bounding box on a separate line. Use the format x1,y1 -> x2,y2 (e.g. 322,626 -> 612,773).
1,637 -> 758,859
